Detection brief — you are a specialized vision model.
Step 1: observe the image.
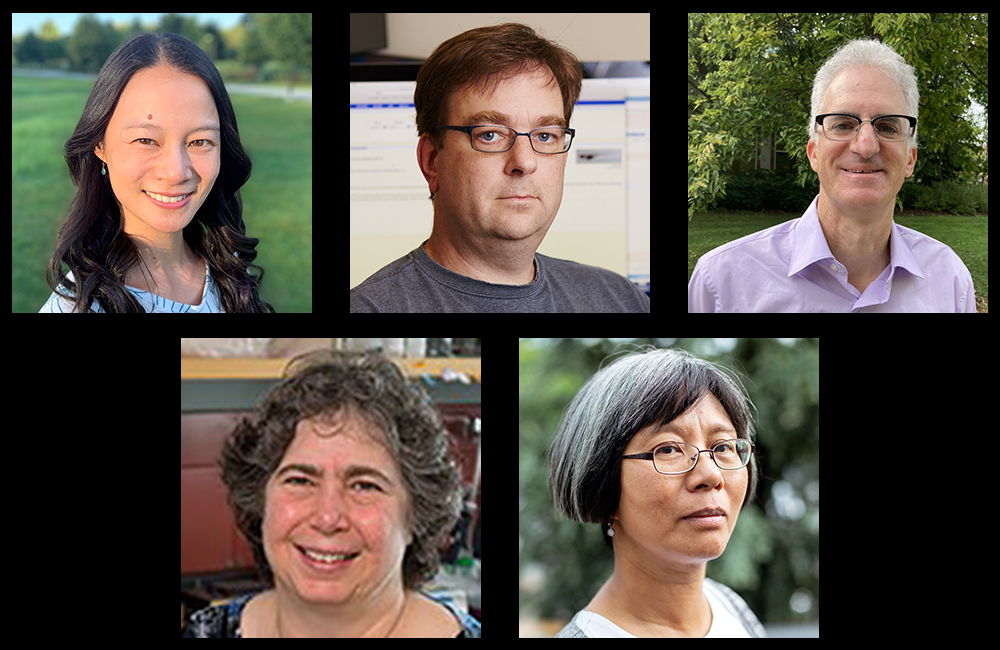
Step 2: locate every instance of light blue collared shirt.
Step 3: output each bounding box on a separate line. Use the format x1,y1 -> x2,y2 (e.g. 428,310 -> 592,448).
688,195 -> 975,313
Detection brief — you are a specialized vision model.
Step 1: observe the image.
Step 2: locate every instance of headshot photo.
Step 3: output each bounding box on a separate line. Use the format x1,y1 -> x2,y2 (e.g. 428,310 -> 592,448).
350,18 -> 650,313
548,348 -> 765,637
183,351 -> 481,637
688,24 -> 983,314
38,32 -> 273,313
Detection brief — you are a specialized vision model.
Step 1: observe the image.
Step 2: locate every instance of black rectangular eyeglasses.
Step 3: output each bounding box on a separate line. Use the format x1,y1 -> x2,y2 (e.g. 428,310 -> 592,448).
435,124 -> 575,154
815,113 -> 917,142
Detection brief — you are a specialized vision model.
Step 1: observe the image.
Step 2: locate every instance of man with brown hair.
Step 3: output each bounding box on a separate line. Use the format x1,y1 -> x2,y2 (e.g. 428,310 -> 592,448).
350,23 -> 649,313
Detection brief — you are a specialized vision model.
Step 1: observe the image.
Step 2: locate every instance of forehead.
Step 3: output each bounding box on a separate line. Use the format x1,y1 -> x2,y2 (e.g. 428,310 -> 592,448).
112,65 -> 219,127
448,66 -> 564,127
280,411 -> 398,475
637,393 -> 736,444
823,65 -> 907,116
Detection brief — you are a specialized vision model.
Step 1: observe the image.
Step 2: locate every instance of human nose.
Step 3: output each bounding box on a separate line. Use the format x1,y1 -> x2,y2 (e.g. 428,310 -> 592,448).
505,133 -> 538,173
155,144 -> 196,183
309,484 -> 350,533
851,121 -> 881,158
686,449 -> 725,482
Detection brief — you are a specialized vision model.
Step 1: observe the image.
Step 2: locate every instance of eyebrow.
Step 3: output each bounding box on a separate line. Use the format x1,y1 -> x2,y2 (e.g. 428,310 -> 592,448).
462,110 -> 568,129
274,462 -> 394,485
828,111 -> 901,119
123,121 -> 220,134
645,420 -> 737,439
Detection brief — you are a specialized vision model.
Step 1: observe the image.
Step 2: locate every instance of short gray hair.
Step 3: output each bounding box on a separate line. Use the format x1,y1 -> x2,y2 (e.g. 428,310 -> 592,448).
809,38 -> 919,147
548,348 -> 758,543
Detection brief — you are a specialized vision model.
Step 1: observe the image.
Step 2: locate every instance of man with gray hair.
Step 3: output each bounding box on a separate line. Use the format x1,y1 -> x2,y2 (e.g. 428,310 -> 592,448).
688,39 -> 975,313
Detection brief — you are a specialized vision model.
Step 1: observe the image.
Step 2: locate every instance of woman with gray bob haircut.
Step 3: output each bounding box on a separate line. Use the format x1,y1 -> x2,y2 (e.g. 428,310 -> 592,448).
549,348 -> 765,637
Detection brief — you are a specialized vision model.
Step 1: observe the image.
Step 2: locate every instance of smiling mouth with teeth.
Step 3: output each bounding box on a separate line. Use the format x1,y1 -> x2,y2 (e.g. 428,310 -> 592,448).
844,169 -> 881,174
297,545 -> 361,564
144,190 -> 192,203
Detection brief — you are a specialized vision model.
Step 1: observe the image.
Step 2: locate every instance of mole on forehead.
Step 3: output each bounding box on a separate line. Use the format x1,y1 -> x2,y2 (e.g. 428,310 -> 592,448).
148,114 -> 153,119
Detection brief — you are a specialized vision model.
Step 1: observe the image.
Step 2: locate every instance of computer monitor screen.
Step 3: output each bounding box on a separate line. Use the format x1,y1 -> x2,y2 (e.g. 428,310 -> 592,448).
350,69 -> 649,296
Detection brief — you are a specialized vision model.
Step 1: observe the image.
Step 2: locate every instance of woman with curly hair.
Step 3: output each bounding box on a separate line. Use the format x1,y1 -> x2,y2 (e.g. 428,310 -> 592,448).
183,351 -> 480,637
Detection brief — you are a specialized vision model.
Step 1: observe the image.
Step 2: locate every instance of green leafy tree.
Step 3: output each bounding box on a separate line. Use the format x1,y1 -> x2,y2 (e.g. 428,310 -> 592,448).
688,13 -> 988,219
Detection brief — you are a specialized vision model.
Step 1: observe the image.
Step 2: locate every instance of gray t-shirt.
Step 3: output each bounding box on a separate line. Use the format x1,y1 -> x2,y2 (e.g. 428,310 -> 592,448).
350,243 -> 650,313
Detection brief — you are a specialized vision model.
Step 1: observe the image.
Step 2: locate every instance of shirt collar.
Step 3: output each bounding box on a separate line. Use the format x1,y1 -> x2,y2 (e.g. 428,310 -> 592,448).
788,195 -> 925,280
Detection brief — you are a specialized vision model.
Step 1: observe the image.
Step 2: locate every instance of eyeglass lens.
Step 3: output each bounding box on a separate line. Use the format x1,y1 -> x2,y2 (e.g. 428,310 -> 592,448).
822,115 -> 909,142
653,440 -> 751,474
470,126 -> 573,153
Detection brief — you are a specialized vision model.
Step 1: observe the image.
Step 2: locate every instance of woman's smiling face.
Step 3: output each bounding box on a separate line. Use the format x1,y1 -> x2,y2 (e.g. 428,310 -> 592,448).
615,393 -> 748,570
261,409 -> 413,606
95,64 -> 221,239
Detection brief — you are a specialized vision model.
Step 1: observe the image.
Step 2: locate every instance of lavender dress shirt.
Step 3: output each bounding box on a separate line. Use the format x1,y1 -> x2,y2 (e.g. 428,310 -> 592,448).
688,195 -> 976,313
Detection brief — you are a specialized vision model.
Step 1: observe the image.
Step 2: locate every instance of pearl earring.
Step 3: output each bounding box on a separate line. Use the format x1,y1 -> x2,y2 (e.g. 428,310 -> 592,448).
607,523 -> 615,537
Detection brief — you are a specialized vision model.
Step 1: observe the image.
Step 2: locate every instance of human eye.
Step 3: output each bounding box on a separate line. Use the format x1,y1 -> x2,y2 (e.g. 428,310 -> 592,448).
133,138 -> 156,146
352,481 -> 382,492
533,129 -> 560,142
874,119 -> 901,136
283,475 -> 313,487
476,126 -> 512,141
655,443 -> 684,455
189,139 -> 216,148
476,129 -> 501,143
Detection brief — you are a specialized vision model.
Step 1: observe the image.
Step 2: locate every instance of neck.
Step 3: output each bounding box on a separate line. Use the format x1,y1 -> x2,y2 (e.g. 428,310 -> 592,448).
586,543 -> 711,637
272,582 -> 410,638
816,192 -> 892,293
122,220 -> 202,292
423,230 -> 536,286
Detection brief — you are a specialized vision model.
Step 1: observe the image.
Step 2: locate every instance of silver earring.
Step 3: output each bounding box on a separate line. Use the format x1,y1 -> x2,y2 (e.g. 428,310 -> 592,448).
606,523 -> 615,537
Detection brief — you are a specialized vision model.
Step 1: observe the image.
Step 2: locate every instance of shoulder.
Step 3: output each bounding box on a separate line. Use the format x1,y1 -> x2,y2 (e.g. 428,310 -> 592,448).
535,253 -> 650,313
688,218 -> 801,313
892,222 -> 972,279
416,591 -> 481,638
554,619 -> 589,638
702,578 -> 767,638
38,272 -> 103,312
39,291 -> 88,313
182,592 -> 255,638
694,217 -> 800,275
350,249 -> 424,313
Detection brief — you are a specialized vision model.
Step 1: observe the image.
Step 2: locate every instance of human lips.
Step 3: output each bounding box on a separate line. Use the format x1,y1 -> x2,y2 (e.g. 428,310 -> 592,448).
295,544 -> 361,563
682,507 -> 727,528
144,189 -> 194,204
683,507 -> 727,519
841,167 -> 883,175
143,189 -> 194,210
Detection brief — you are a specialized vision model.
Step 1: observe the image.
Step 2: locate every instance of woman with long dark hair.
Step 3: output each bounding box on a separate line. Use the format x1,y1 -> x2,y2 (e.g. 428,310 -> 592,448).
40,32 -> 274,312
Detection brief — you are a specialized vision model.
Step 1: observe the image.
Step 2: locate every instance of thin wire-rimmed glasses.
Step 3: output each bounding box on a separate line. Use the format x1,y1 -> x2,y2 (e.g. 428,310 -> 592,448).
815,113 -> 917,142
623,439 -> 755,475
435,125 -> 576,154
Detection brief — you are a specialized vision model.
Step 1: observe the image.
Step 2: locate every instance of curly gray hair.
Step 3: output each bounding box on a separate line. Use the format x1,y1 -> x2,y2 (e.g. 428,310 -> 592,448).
220,350 -> 461,588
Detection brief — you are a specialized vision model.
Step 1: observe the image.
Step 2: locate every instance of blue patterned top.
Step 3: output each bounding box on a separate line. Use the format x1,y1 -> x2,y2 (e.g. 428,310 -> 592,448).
183,591 -> 481,638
